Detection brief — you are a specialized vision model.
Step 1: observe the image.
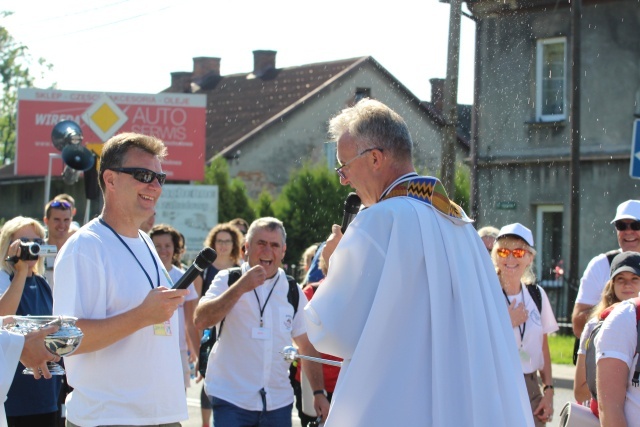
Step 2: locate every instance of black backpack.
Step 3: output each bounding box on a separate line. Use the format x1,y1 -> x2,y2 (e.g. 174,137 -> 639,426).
526,284 -> 542,314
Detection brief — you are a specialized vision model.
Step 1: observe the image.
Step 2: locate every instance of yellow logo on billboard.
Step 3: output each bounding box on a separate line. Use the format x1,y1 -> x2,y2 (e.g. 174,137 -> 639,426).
82,95 -> 128,142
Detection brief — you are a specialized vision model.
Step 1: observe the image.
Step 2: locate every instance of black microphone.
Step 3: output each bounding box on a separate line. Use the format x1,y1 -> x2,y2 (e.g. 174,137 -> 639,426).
172,247 -> 217,290
341,192 -> 362,234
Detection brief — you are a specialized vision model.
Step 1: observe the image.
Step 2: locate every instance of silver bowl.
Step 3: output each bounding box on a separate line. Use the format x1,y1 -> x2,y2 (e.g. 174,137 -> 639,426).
4,315 -> 83,375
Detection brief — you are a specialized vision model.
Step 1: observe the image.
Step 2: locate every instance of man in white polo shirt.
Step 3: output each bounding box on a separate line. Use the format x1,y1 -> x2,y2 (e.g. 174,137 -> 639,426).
572,200 -> 640,338
195,217 -> 329,427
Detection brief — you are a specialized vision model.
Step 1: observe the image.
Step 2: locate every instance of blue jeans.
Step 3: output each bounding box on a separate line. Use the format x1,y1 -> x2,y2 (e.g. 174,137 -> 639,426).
211,396 -> 292,427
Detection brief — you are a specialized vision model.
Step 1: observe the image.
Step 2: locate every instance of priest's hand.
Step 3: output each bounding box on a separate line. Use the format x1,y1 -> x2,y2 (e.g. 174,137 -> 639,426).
20,324 -> 61,380
321,224 -> 343,269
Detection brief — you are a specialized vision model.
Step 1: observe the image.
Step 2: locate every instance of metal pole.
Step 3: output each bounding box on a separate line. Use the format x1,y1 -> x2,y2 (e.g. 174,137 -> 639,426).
470,18 -> 481,220
440,0 -> 462,197
568,0 -> 582,313
44,153 -> 62,206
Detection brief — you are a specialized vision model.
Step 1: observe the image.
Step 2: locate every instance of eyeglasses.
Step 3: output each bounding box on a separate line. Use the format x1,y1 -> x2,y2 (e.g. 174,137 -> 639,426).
215,239 -> 233,245
109,168 -> 167,186
496,248 -> 529,259
19,237 -> 45,245
335,147 -> 383,180
50,200 -> 71,209
614,221 -> 640,231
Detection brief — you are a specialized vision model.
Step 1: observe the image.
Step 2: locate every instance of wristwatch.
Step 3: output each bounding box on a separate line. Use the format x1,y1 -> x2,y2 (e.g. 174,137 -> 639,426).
543,384 -> 554,392
313,389 -> 327,396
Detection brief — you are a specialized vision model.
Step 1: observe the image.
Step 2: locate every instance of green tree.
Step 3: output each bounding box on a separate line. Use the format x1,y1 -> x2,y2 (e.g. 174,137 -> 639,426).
453,164 -> 470,214
202,156 -> 255,223
273,163 -> 350,268
253,189 -> 275,218
0,14 -> 53,164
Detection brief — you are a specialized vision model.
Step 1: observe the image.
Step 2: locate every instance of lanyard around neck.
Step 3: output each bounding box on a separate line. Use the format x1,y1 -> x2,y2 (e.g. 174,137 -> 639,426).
503,286 -> 526,343
254,274 -> 280,327
99,217 -> 160,290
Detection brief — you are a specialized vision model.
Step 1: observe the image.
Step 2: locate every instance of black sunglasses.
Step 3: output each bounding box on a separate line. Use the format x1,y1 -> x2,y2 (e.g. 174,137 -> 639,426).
109,168 -> 167,186
614,221 -> 640,231
19,237 -> 45,245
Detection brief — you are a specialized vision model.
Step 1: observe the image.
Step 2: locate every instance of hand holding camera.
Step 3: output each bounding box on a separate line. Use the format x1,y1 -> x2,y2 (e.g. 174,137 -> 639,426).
4,238 -> 57,264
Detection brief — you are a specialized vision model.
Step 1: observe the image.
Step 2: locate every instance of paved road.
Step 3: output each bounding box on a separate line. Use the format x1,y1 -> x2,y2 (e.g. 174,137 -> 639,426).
180,364 -> 576,426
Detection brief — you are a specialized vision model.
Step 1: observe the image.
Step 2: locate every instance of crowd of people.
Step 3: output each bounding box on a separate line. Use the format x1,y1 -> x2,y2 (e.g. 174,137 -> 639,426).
1,99 -> 639,427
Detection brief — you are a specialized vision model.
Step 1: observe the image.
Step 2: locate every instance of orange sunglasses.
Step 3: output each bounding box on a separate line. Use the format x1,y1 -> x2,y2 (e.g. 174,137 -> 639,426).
496,248 -> 529,259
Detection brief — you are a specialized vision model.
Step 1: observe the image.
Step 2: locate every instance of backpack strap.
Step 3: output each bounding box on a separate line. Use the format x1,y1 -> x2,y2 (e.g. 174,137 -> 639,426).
633,297 -> 640,387
605,249 -> 621,266
285,274 -> 300,317
526,284 -> 542,314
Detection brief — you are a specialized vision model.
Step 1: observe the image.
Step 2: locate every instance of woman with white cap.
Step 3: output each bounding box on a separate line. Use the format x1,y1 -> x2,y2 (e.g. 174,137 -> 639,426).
594,252 -> 640,427
492,223 -> 559,426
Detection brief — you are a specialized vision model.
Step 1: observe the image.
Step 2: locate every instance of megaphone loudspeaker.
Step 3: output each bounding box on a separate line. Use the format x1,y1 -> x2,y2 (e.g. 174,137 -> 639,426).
62,145 -> 95,171
51,120 -> 83,151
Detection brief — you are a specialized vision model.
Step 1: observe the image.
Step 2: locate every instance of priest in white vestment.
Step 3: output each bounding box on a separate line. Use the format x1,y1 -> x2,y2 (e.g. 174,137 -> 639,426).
304,99 -> 534,427
0,319 -> 60,427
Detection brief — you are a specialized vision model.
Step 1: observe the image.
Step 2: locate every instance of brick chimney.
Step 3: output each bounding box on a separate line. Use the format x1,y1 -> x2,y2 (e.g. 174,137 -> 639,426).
253,50 -> 277,76
170,72 -> 193,93
193,57 -> 221,78
430,78 -> 445,114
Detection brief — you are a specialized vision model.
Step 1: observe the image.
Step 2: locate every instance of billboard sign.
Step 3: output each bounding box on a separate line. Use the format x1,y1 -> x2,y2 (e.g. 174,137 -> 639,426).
154,184 -> 218,261
16,88 -> 207,181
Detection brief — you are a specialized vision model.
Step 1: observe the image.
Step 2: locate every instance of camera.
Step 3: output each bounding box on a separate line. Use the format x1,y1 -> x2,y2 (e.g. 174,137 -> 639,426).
18,242 -> 58,261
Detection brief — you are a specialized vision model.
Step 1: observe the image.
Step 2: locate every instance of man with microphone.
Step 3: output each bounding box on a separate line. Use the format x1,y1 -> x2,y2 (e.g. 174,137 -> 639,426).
52,133 -> 190,427
194,217 -> 329,427
304,99 -> 534,427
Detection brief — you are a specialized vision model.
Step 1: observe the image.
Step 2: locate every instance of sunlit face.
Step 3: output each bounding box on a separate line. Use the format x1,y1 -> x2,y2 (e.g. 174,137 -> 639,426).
336,133 -> 379,207
12,225 -> 42,272
616,219 -> 640,252
612,271 -> 640,301
106,148 -> 162,223
45,208 -> 72,240
246,228 -> 286,279
152,233 -> 175,270
493,237 -> 533,281
214,231 -> 233,258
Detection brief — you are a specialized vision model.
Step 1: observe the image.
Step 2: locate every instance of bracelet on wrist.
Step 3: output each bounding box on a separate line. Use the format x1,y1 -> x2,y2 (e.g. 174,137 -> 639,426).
543,384 -> 554,393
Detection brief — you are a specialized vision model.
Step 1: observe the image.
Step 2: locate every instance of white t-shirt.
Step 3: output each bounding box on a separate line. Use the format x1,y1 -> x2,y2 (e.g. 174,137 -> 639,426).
595,301 -> 640,427
506,284 -> 559,374
168,265 -> 198,352
576,253 -> 617,306
52,218 -> 188,426
202,264 -> 307,411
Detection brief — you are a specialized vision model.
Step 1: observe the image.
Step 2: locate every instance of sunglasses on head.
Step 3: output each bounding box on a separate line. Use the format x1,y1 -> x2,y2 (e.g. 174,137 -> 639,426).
496,248 -> 529,259
50,200 -> 71,209
19,237 -> 45,245
614,221 -> 640,231
109,168 -> 167,186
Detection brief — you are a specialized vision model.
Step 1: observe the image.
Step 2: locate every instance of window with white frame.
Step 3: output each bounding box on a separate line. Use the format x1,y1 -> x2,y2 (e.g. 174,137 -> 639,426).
536,37 -> 567,122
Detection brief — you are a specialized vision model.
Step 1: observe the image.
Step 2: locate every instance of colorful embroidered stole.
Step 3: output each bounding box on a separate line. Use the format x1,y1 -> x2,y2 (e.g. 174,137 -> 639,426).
381,176 -> 472,223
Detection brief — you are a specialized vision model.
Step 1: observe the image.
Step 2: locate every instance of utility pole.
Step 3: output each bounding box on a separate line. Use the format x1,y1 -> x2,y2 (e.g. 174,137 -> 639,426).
568,0 -> 582,318
440,0 -> 462,197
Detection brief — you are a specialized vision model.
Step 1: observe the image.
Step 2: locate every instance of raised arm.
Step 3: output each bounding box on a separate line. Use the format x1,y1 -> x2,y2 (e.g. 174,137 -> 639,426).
194,266 -> 265,329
